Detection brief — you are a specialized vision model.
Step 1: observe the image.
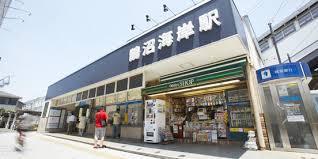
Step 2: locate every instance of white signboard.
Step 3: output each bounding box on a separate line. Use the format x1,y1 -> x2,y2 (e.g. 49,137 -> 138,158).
47,117 -> 60,129
49,109 -> 61,117
287,115 -> 305,122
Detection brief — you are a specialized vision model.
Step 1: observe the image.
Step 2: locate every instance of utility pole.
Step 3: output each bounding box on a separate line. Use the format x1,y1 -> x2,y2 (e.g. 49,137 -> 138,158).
268,23 -> 282,64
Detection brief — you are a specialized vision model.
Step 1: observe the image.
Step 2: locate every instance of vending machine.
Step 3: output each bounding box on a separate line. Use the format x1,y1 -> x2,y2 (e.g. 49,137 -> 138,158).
144,99 -> 166,143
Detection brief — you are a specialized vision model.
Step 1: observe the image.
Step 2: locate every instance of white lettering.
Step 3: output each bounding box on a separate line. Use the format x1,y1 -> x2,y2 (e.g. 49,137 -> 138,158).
199,9 -> 221,32
142,39 -> 156,56
129,46 -> 141,62
158,31 -> 174,50
177,21 -> 195,41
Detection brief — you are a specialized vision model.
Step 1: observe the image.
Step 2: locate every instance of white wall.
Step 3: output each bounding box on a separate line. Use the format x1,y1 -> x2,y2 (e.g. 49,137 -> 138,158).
261,18 -> 318,66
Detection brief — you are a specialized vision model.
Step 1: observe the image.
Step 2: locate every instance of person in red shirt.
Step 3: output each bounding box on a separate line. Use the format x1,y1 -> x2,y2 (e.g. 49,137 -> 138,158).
94,107 -> 108,148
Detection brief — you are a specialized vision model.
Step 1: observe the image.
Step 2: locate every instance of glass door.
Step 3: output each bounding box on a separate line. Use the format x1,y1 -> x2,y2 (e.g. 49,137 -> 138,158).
275,82 -> 316,149
262,81 -> 318,151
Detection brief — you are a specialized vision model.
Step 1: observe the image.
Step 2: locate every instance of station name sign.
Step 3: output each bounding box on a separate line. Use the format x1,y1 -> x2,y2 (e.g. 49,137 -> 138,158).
129,9 -> 222,62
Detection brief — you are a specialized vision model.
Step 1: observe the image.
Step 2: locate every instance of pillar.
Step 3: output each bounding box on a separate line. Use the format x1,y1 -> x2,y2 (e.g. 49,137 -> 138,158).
10,113 -> 17,130
5,113 -> 12,129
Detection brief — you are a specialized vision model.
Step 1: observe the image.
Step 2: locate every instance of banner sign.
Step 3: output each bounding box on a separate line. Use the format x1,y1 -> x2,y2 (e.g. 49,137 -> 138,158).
256,62 -> 312,84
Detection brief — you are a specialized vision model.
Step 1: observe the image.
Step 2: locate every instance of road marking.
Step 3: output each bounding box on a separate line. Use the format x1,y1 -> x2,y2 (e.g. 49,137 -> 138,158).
34,134 -> 123,159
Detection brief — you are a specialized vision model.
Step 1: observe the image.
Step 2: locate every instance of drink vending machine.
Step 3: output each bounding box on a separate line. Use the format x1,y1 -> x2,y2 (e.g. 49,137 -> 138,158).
144,99 -> 166,143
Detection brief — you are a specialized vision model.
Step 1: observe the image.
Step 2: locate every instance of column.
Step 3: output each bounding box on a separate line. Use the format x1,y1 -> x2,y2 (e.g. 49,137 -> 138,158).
5,113 -> 12,129
10,113 -> 17,130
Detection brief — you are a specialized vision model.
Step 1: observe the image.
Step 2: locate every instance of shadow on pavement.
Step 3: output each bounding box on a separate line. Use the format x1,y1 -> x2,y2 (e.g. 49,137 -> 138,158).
57,132 -> 247,159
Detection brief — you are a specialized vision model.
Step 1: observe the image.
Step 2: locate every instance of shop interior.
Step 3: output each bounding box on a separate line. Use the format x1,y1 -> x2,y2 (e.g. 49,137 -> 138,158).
150,81 -> 255,144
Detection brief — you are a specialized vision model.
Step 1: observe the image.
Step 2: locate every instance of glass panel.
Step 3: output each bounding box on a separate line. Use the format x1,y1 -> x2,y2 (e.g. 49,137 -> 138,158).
259,39 -> 270,52
263,87 -> 283,148
283,23 -> 296,37
274,31 -> 284,42
117,78 -> 128,92
311,4 -> 318,18
89,88 -> 96,98
119,105 -> 127,125
106,82 -> 115,94
96,85 -> 105,96
76,93 -> 82,101
129,74 -> 143,89
298,11 -> 313,27
82,91 -> 89,100
128,103 -> 143,126
276,83 -> 316,149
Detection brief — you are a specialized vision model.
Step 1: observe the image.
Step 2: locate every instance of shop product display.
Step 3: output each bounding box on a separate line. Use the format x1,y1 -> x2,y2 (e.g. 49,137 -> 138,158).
166,88 -> 254,144
227,89 -> 254,129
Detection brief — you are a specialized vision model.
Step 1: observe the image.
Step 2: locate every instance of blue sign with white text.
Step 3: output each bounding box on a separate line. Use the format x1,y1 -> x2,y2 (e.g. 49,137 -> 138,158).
256,62 -> 312,84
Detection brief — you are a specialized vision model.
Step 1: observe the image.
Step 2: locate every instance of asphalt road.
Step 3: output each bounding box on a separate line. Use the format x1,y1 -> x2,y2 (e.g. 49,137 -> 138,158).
0,131 -> 157,159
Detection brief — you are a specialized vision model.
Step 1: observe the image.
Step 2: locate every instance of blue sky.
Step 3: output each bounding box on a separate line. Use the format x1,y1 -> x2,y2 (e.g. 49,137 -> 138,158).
0,0 -> 310,101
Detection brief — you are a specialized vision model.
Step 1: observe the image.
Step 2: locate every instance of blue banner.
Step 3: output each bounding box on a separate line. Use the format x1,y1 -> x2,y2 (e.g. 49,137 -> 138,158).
256,62 -> 312,84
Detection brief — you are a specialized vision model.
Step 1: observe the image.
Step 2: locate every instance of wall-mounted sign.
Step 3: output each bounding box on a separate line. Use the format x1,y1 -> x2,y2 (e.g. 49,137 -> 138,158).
106,94 -> 116,105
46,0 -> 246,100
128,89 -> 142,101
117,92 -> 127,103
256,62 -> 312,84
128,9 -> 221,62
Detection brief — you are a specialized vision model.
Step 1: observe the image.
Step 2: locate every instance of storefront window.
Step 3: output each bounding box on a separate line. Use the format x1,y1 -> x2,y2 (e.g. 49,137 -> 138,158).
119,105 -> 127,124
128,103 -> 143,126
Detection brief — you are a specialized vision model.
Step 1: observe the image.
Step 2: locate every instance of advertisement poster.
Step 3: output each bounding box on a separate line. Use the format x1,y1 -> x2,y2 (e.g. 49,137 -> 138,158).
279,95 -> 305,122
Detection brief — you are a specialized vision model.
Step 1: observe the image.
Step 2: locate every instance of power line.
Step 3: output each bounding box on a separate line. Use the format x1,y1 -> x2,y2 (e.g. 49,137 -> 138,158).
270,0 -> 288,23
246,0 -> 265,15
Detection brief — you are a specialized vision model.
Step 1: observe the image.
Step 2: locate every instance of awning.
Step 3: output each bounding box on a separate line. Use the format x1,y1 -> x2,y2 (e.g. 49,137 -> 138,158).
143,57 -> 247,95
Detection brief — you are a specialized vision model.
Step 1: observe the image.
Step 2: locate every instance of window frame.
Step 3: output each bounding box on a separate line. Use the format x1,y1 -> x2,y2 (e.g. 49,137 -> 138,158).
116,78 -> 128,92
298,10 -> 313,27
129,74 -> 143,89
106,82 -> 116,94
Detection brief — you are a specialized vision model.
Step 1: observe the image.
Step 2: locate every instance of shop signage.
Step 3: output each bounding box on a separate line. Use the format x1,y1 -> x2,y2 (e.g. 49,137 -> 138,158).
106,94 -> 116,105
129,9 -> 221,62
46,0 -> 245,100
143,61 -> 246,95
168,78 -> 196,89
256,62 -> 312,84
117,92 -> 127,103
128,89 -> 142,101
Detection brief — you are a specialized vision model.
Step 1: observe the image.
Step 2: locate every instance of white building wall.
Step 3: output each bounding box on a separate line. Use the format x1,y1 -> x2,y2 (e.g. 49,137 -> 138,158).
261,17 -> 318,66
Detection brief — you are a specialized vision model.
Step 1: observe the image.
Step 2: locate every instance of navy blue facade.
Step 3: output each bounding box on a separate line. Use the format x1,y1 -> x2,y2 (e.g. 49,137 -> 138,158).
46,0 -> 246,100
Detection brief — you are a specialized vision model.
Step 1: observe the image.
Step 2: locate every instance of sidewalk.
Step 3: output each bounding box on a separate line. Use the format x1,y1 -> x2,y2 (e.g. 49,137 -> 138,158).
41,133 -> 318,159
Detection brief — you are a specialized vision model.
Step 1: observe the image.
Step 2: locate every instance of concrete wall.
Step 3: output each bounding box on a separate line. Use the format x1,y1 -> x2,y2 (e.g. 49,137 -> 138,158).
261,16 -> 318,66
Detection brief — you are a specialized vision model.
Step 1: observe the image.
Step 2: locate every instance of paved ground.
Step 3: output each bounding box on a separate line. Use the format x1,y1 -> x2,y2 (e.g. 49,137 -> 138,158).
1,129 -> 318,159
44,132 -> 318,159
0,131 -> 156,159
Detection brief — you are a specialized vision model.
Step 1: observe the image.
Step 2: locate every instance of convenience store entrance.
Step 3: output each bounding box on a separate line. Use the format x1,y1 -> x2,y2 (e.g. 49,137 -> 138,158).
154,80 -> 254,144
143,57 -> 256,145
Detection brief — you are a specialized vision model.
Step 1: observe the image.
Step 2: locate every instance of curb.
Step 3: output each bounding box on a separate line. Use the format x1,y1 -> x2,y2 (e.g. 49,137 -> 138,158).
42,133 -> 179,159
